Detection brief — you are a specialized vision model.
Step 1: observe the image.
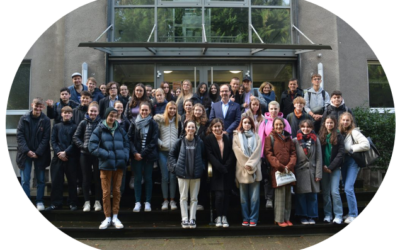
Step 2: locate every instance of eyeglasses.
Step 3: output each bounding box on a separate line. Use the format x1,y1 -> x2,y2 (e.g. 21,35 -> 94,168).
110,87 -> 118,90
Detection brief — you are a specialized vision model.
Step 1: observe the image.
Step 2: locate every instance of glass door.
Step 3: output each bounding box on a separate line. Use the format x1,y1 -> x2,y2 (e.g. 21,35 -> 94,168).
156,66 -> 200,91
207,65 -> 249,86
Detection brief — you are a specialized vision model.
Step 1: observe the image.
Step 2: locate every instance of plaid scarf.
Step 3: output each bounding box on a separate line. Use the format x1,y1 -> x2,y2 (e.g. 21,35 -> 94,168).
296,130 -> 317,156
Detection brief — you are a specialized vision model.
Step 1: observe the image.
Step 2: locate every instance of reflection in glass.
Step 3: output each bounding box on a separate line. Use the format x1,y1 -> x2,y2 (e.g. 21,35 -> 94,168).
115,0 -> 154,5
158,8 -> 202,43
7,62 -> 30,110
208,70 -> 243,86
251,8 -> 291,44
251,0 -> 290,6
113,64 -> 155,91
368,63 -> 393,107
162,0 -> 199,2
114,8 -> 155,42
204,8 -> 248,43
6,115 -> 23,130
163,70 -> 200,90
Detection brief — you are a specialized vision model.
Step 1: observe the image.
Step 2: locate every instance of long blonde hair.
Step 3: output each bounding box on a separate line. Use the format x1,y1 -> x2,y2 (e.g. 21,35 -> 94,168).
339,112 -> 355,134
163,101 -> 180,128
177,79 -> 193,103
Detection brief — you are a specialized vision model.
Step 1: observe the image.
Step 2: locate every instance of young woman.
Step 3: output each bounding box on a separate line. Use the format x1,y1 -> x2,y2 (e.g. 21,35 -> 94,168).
176,79 -> 193,116
209,83 -> 221,104
73,101 -> 102,212
192,82 -> 212,116
339,112 -> 370,224
88,107 -> 130,230
128,102 -> 159,213
181,99 -> 194,125
265,117 -> 297,227
242,97 -> 264,133
161,82 -> 176,102
99,83 -> 107,97
319,115 -> 345,224
168,120 -> 205,229
175,88 -> 181,97
124,83 -> 149,122
232,116 -> 262,227
293,119 -> 322,224
204,118 -> 236,228
238,85 -> 244,95
153,101 -> 182,211
153,88 -> 168,115
258,82 -> 276,111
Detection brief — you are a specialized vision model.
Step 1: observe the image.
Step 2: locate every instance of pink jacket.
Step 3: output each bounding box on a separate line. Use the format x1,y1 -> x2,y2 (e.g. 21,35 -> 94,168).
258,112 -> 292,157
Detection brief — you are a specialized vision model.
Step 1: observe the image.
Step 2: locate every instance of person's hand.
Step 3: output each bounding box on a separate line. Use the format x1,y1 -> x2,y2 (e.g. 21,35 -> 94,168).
285,166 -> 289,173
46,99 -> 54,107
57,151 -> 67,159
222,131 -> 228,136
27,151 -> 35,158
323,165 -> 331,173
314,114 -> 322,121
245,166 -> 252,171
315,177 -> 321,182
31,153 -> 38,159
134,153 -> 142,161
230,96 -> 235,102
243,102 -> 249,108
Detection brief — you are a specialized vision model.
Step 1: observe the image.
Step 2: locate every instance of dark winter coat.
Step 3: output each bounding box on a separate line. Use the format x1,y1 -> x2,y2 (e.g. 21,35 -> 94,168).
128,118 -> 159,162
16,112 -> 51,170
99,95 -> 128,119
72,105 -> 88,125
90,88 -> 105,103
168,136 -> 205,179
118,114 -> 131,133
204,134 -> 236,191
47,99 -> 79,124
320,133 -> 345,171
322,101 -> 356,125
192,93 -> 212,114
51,120 -> 78,157
152,100 -> 168,115
286,111 -> 312,138
88,122 -> 130,171
280,88 -> 304,118
73,114 -> 102,155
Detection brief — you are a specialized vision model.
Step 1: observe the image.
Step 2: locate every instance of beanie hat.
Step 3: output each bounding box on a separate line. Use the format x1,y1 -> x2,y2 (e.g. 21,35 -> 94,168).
104,107 -> 117,119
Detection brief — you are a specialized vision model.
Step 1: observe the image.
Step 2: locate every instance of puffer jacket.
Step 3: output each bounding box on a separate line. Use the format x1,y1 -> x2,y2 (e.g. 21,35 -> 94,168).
73,114 -> 102,155
168,135 -> 205,179
128,118 -> 159,162
51,120 -> 78,157
154,114 -> 182,152
47,99 -> 79,124
72,105 -> 88,125
88,122 -> 130,171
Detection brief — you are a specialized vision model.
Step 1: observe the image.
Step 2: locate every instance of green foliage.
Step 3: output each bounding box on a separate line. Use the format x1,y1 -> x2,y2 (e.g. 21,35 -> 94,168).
251,8 -> 291,44
352,107 -> 395,170
114,8 -> 155,42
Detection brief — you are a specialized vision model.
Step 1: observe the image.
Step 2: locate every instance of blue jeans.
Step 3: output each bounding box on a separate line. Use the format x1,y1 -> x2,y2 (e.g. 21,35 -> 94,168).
132,159 -> 153,203
295,193 -> 318,218
342,155 -> 360,217
239,182 -> 260,223
321,168 -> 343,219
20,158 -> 45,204
159,151 -> 177,200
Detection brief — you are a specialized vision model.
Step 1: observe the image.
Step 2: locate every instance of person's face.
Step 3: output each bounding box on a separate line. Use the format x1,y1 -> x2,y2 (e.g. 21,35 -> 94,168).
81,95 -> 92,106
185,122 -> 196,136
269,104 -> 279,118
242,118 -> 252,131
109,84 -> 118,97
239,86 -> 244,94
194,106 -> 203,118
293,102 -> 305,112
140,104 -> 150,118
146,87 -> 152,97
31,103 -> 44,117
220,85 -> 230,100
168,105 -> 177,117
87,80 -> 96,92
114,103 -> 124,116
210,85 -> 217,95
230,79 -> 239,92
162,83 -> 170,94
340,115 -> 352,129
212,122 -> 223,135
184,101 -> 193,113
288,80 -> 298,92
135,86 -> 144,99
242,80 -> 251,91
262,84 -> 271,94
100,85 -> 107,94
60,91 -> 70,102
199,85 -> 207,94
176,88 -> 181,96
182,81 -> 190,91
300,123 -> 312,135
88,106 -> 99,120
120,86 -> 128,97
72,76 -> 82,87
250,101 -> 259,113
331,95 -> 343,107
61,112 -> 72,122
312,76 -> 321,89
156,91 -> 164,103
325,118 -> 335,132
106,112 -> 118,126
274,120 -> 284,134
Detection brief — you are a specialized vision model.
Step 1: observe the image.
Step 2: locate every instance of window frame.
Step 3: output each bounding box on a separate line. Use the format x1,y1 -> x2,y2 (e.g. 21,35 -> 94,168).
367,60 -> 394,113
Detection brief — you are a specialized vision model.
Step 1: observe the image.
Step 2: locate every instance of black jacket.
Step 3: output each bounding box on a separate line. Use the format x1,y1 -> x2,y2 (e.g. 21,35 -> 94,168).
47,99 -> 79,124
128,118 -> 159,162
192,93 -> 212,113
72,105 -> 88,125
118,114 -> 131,133
73,114 -> 102,155
90,88 -> 105,103
322,103 -> 356,125
280,88 -> 304,118
99,95 -> 128,119
168,135 -> 205,179
321,133 -> 345,171
51,120 -> 78,157
16,112 -> 51,170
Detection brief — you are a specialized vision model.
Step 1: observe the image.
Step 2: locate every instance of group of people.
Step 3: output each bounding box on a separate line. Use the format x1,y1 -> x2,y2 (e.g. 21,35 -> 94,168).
16,72 -> 369,230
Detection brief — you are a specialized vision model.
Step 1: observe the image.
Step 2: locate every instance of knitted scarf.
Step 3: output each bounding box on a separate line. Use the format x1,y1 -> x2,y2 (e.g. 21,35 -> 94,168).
296,130 -> 317,156
294,109 -> 302,119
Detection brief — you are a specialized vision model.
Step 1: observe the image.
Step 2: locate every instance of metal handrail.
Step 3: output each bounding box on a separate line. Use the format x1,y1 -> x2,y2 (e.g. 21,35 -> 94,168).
147,24 -> 157,42
292,25 -> 314,44
249,24 -> 264,44
95,24 -> 113,42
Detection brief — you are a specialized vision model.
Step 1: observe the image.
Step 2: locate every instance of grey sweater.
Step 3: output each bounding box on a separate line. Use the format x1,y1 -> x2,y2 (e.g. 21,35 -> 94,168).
154,114 -> 180,152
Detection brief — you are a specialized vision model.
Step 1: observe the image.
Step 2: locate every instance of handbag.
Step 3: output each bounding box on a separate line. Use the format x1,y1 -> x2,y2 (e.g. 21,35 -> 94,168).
351,134 -> 380,168
275,169 -> 296,187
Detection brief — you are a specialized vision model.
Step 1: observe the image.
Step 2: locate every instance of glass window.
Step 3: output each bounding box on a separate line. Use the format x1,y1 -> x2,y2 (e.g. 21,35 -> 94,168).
162,0 -> 199,2
163,70 -> 200,90
158,8 -> 202,43
204,8 -> 248,43
7,62 -> 30,110
6,115 -> 23,130
115,0 -> 154,5
113,63 -> 155,91
251,0 -> 290,6
114,8 -> 155,42
251,8 -> 291,44
368,62 -> 393,108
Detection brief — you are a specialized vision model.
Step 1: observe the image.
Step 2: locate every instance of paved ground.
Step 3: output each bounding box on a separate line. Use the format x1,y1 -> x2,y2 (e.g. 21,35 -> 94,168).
78,235 -> 330,250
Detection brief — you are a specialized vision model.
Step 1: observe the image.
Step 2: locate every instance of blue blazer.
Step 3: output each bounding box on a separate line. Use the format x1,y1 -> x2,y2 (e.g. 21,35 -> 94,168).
209,101 -> 241,137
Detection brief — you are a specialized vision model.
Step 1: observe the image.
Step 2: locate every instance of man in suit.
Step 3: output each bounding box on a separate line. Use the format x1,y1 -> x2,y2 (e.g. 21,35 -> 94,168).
209,84 -> 241,138
99,81 -> 128,118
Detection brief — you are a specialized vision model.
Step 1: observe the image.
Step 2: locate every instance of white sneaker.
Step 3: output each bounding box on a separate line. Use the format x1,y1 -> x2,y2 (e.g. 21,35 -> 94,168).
215,216 -> 222,227
144,202 -> 151,212
196,204 -> 204,211
99,219 -> 110,229
266,199 -> 273,209
343,214 -> 349,220
94,200 -> 102,212
323,216 -> 332,223
333,217 -> 342,224
112,218 -> 124,229
83,201 -> 91,212
133,202 -> 141,212
161,200 -> 169,211
129,176 -> 135,189
37,202 -> 45,211
222,216 -> 229,228
170,200 -> 177,210
344,216 -> 355,224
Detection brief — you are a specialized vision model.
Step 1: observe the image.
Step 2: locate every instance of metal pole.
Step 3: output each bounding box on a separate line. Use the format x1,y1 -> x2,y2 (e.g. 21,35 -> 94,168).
95,25 -> 113,42
147,24 -> 157,42
249,24 -> 264,44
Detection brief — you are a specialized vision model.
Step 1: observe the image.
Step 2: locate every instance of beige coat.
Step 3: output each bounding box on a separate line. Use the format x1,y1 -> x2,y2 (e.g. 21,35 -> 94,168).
232,130 -> 262,183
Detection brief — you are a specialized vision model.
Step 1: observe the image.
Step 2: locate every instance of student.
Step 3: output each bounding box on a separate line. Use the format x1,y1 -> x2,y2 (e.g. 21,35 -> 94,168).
209,83 -> 221,104
161,82 -> 176,102
99,81 -> 128,119
87,77 -> 104,103
286,97 -> 312,138
125,83 -> 149,122
153,88 -> 168,115
168,120 -> 205,229
46,87 -> 79,124
242,97 -> 264,133
229,77 -> 241,105
72,91 -> 92,126
119,84 -> 130,104
280,78 -> 304,118
89,107 -> 130,230
16,97 -> 51,211
73,102 -> 103,212
177,79 -> 194,116
46,106 -> 78,211
100,84 -> 107,97
192,82 -> 212,116
322,90 -> 356,124
181,99 -> 194,126
257,82 -> 276,114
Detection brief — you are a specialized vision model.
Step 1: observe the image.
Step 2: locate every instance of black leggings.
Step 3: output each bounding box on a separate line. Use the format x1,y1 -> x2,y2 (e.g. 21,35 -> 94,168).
214,190 -> 230,217
80,153 -> 102,201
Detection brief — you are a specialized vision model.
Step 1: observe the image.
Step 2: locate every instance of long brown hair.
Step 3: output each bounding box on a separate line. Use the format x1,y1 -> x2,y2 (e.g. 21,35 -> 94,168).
249,98 -> 263,123
162,101 -> 180,128
206,118 -> 224,136
319,115 -> 338,145
236,115 -> 255,133
188,103 -> 208,126
339,112 -> 355,135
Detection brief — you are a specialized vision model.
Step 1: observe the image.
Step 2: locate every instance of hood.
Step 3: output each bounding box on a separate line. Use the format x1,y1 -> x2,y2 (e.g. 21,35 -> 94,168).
264,112 -> 284,120
330,99 -> 345,108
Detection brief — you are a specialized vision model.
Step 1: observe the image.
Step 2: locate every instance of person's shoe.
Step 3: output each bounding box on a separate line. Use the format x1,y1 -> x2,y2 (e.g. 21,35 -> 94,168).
275,221 -> 288,227
333,217 -> 342,224
266,199 -> 273,209
144,202 -> 151,212
308,218 -> 315,225
161,200 -> 169,211
344,216 -> 355,224
170,200 -> 177,210
242,221 -> 249,226
196,204 -> 204,211
77,187 -> 82,195
189,219 -> 197,229
83,201 -> 91,212
222,216 -> 229,228
291,186 -> 295,194
343,214 -> 349,220
129,176 -> 135,189
133,202 -> 141,212
249,222 -> 257,227
45,205 -> 61,211
112,218 -> 124,229
215,216 -> 222,227
99,219 -> 110,230
37,202 -> 45,211
141,177 -> 144,185
181,220 -> 190,229
94,200 -> 102,212
300,218 -> 309,225
70,205 -> 78,211
323,216 -> 332,223
285,220 -> 293,226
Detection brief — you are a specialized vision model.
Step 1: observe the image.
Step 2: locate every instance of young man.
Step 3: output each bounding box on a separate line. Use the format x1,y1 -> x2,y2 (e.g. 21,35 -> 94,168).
72,91 -> 92,126
99,82 -> 128,118
87,77 -> 104,103
68,72 -> 88,103
280,78 -> 304,118
46,87 -> 79,124
322,90 -> 355,123
45,106 -> 78,211
119,84 -> 130,104
239,76 -> 253,113
16,97 -> 51,211
229,77 -> 242,105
